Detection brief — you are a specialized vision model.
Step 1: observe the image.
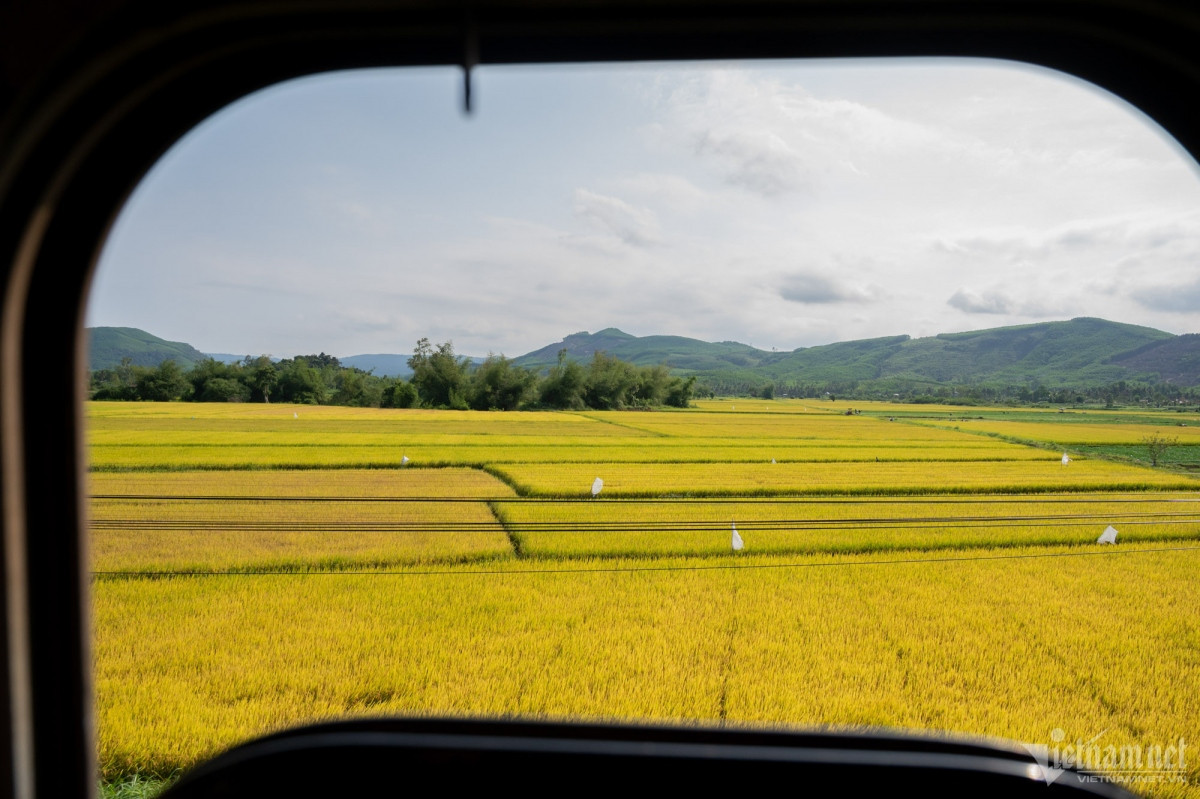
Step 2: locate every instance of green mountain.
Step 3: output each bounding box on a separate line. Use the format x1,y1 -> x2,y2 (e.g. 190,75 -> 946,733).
756,318 -> 1173,387
514,328 -> 778,372
1110,334 -> 1200,385
513,318 -> 1195,392
88,327 -> 209,371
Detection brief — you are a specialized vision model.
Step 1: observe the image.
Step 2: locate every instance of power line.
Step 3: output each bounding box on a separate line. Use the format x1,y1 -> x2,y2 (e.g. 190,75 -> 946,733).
88,514 -> 1200,534
90,544 -> 1200,579
89,493 -> 1200,504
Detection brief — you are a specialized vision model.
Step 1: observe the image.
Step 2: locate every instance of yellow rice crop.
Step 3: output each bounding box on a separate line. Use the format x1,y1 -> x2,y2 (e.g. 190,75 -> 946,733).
89,417 -> 622,440
88,442 -> 1053,470
496,493 -> 1200,558
89,468 -> 514,498
491,460 -> 1199,497
87,401 -> 1200,795
94,545 -> 1200,793
917,419 -> 1200,446
581,410 -> 985,439
91,500 -> 511,572
90,469 -> 516,571
689,398 -> 841,413
87,402 -> 587,425
87,401 -> 1052,470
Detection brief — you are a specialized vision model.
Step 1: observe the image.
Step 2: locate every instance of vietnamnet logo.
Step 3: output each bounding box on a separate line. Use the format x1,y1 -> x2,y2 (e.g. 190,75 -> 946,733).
1022,728 -> 1189,787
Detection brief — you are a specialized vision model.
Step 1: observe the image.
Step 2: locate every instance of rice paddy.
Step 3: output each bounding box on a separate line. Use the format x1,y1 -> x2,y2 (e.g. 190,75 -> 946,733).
89,399 -> 1200,795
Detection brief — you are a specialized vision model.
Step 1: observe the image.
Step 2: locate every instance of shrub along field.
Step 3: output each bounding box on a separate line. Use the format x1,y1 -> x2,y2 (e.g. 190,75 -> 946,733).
89,399 -> 1200,796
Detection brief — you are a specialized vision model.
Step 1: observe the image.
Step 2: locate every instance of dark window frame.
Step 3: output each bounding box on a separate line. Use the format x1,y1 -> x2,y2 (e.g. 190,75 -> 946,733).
2,2 -> 1199,796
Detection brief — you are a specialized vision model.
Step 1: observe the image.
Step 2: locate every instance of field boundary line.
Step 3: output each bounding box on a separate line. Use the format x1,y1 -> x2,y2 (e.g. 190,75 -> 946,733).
487,499 -> 525,557
89,544 -> 1200,578
572,412 -> 673,437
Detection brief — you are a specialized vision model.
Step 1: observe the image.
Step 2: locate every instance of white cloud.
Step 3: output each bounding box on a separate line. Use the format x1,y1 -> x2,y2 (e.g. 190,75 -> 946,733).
572,189 -> 662,247
1131,280 -> 1200,313
946,285 -> 1065,318
779,272 -> 875,304
694,127 -> 807,197
613,172 -> 710,210
947,289 -> 1014,315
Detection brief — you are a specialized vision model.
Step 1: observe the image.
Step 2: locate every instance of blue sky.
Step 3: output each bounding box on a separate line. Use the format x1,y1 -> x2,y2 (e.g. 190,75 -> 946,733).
88,58 -> 1200,358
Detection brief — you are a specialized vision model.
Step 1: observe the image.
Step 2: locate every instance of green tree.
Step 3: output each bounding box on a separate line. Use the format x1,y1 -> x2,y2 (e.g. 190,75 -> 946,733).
136,360 -> 189,401
331,368 -> 373,406
539,349 -> 586,409
469,355 -> 537,410
583,351 -> 639,409
187,357 -> 241,401
407,338 -> 469,409
275,357 -> 326,404
664,375 -> 697,408
197,377 -> 249,402
630,363 -> 672,407
298,352 -> 340,370
381,379 -> 418,408
243,355 -> 277,403
90,357 -> 139,400
1142,430 -> 1180,467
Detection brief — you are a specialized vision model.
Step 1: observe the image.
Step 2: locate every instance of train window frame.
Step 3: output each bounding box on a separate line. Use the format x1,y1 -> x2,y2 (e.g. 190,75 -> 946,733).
4,2 -> 1200,796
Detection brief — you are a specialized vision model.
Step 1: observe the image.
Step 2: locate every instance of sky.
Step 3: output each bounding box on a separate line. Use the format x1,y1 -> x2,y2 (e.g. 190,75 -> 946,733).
87,58 -> 1200,359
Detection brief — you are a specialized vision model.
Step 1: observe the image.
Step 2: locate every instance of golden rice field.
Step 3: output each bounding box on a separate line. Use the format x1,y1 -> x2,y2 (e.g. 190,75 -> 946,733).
490,460 -> 1197,497
90,469 -> 514,572
88,402 -> 1054,469
87,400 -> 1200,795
916,419 -> 1200,446
495,493 -> 1200,559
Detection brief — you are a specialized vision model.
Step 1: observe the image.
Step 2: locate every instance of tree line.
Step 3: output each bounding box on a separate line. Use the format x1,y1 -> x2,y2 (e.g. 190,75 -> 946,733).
89,339 -> 696,411
705,376 -> 1200,407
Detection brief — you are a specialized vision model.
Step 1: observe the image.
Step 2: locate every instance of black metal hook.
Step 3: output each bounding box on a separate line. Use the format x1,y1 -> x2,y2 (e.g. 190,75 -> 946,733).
462,10 -> 479,115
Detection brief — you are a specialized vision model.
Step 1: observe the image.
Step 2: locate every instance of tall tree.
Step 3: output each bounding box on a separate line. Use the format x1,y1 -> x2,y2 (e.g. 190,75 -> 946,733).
583,351 -> 639,409
469,355 -> 537,410
243,355 -> 277,403
539,349 -> 586,409
381,379 -> 418,408
136,360 -> 189,401
274,357 -> 326,404
407,338 -> 469,409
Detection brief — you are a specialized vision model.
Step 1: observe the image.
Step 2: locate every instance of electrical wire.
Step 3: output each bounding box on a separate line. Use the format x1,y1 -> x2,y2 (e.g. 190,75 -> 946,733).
89,544 -> 1200,578
87,514 -> 1200,534
91,494 -> 1200,504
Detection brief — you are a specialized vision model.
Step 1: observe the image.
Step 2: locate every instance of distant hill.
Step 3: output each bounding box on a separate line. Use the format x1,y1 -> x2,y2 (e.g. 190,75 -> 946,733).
1111,334 -> 1200,385
340,353 -> 487,377
514,328 -> 777,372
340,354 -> 414,378
88,327 -> 208,371
512,319 -> 1195,391
204,353 -> 254,365
754,318 -> 1174,387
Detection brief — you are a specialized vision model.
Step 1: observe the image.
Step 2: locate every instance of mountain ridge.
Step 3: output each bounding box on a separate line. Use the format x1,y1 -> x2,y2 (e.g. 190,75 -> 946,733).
87,318 -> 1200,390
87,327 -> 209,370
